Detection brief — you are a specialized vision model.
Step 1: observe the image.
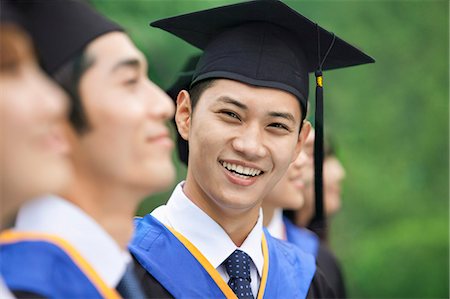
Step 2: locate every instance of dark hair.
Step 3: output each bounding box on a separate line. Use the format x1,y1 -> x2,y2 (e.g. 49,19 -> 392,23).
188,79 -> 216,111
324,136 -> 336,158
52,48 -> 95,133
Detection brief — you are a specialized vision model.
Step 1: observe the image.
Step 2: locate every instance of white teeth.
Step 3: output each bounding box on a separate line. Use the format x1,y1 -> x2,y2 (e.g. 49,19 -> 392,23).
242,167 -> 251,176
235,173 -> 248,179
221,161 -> 262,177
236,165 -> 243,174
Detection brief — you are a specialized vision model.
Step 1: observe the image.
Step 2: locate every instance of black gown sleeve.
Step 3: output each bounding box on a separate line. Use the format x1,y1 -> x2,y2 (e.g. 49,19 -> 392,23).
316,243 -> 347,298
306,267 -> 337,298
13,290 -> 47,299
132,254 -> 174,299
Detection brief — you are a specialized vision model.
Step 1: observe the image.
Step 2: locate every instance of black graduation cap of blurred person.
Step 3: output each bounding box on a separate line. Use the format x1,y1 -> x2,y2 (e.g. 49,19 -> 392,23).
1,1 -> 24,26
156,0 -> 374,238
11,0 -> 123,75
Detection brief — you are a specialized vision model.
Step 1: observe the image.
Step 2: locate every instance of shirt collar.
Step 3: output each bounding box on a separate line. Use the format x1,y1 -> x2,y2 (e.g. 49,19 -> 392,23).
266,208 -> 286,240
0,277 -> 14,299
14,195 -> 130,287
153,181 -> 264,276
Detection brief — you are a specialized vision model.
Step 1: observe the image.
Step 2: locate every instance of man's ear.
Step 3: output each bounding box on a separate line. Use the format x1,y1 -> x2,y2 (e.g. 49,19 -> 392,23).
175,90 -> 192,141
293,120 -> 312,162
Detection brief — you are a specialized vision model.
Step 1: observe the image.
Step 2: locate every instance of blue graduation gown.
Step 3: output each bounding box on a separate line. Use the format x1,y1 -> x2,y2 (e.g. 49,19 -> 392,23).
0,230 -> 120,299
283,216 -> 320,257
129,215 -> 316,299
283,217 -> 346,298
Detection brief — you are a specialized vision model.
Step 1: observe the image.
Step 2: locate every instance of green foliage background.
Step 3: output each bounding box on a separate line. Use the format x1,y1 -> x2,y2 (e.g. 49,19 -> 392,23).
92,0 -> 449,298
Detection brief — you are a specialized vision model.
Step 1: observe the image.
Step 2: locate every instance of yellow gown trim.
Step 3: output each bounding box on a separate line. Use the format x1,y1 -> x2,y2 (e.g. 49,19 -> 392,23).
0,230 -> 122,299
164,225 -> 269,299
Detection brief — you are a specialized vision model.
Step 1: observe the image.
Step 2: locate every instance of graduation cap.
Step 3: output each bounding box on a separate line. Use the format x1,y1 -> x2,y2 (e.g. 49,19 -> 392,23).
13,0 -> 123,74
152,0 -> 374,237
166,54 -> 201,101
1,1 -> 24,26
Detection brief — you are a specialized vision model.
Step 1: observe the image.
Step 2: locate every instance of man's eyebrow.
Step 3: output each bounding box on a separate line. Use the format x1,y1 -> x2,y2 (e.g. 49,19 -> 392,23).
217,96 -> 248,110
110,58 -> 141,73
268,111 -> 296,123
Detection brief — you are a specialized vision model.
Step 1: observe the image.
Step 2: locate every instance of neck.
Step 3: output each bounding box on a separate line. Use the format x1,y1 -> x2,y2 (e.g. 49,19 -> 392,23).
296,194 -> 314,228
217,210 -> 260,247
62,170 -> 142,250
0,199 -> 16,230
262,202 -> 278,227
0,186 -> 25,230
183,181 -> 260,247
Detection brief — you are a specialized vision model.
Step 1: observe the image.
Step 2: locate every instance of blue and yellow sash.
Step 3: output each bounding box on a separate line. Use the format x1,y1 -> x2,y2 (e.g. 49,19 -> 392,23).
0,230 -> 121,299
130,215 -> 316,299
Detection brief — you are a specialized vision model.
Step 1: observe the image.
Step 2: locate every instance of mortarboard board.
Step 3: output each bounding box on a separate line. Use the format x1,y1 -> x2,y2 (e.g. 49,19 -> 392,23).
151,0 -> 374,237
13,0 -> 123,75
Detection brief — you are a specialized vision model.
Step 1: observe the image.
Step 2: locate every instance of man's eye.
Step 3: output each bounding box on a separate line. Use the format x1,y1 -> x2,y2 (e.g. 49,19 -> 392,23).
123,78 -> 139,85
269,123 -> 290,131
222,110 -> 241,120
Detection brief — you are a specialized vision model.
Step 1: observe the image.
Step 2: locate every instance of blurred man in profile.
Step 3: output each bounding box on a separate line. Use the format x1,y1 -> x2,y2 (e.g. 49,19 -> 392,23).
294,129 -> 347,227
0,2 -> 71,230
0,1 -> 175,298
285,128 -> 348,297
0,2 -> 71,297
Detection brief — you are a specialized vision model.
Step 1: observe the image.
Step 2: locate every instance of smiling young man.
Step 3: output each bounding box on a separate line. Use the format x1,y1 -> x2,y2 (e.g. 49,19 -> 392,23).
130,1 -> 373,298
0,1 -> 175,298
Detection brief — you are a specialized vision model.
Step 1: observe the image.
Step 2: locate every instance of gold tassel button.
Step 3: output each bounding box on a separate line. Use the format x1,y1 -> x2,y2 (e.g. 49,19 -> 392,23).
316,76 -> 323,87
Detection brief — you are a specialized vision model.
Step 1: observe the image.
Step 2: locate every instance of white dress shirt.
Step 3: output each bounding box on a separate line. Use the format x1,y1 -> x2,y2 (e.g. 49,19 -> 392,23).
14,195 -> 130,288
152,181 -> 264,296
0,277 -> 15,299
266,208 -> 286,240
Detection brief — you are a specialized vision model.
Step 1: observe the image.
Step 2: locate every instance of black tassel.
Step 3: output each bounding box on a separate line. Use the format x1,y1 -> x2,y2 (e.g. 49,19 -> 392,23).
308,27 -> 336,241
309,70 -> 327,241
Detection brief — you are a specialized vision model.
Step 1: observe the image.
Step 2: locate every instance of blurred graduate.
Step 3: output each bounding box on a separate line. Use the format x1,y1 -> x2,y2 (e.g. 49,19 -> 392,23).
0,1 -> 71,297
292,129 -> 347,228
0,0 -> 175,297
0,2 -> 70,233
284,128 -> 348,297
130,1 -> 373,298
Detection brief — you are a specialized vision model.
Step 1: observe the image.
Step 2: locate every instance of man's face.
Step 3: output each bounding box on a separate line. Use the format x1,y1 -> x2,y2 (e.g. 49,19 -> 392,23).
263,151 -> 309,210
295,128 -> 315,226
323,156 -> 346,217
75,32 -> 175,195
0,25 -> 71,216
177,79 -> 309,217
